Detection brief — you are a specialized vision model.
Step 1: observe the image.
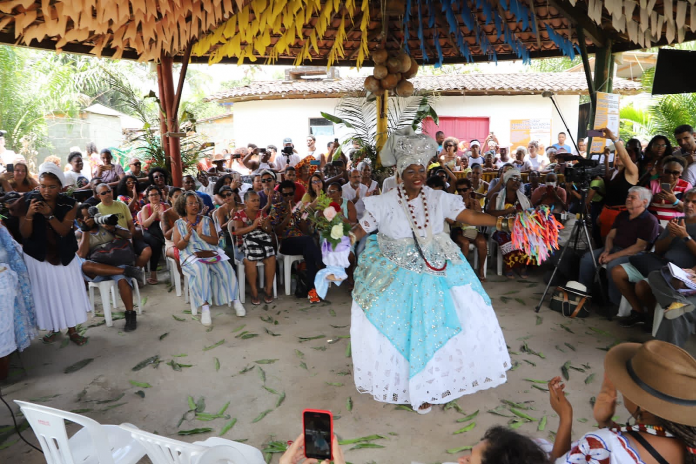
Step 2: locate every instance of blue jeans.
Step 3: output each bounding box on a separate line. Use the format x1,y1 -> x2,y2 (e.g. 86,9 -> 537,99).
578,246 -> 628,304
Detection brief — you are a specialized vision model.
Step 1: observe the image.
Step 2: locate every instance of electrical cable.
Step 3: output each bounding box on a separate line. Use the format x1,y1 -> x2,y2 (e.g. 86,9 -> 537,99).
0,387 -> 43,454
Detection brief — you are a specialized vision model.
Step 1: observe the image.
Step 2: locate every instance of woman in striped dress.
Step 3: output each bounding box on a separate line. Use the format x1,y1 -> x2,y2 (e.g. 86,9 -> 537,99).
172,191 -> 245,326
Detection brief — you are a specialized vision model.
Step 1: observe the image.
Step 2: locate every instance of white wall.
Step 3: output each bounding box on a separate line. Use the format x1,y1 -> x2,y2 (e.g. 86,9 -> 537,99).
232,94 -> 581,151
430,94 -> 580,146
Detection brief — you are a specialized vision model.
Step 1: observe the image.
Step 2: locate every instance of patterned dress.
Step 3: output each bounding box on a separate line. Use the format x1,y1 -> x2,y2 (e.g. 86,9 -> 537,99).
175,216 -> 238,308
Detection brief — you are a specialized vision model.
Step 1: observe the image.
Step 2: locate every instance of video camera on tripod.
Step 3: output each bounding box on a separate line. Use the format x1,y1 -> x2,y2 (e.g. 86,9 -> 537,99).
556,152 -> 606,188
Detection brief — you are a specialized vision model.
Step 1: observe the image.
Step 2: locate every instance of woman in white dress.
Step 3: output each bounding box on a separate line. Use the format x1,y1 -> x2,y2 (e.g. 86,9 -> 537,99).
349,129 -> 512,413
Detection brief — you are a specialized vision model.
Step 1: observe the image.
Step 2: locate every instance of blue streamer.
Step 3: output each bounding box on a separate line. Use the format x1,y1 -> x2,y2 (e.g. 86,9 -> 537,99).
544,23 -> 578,60
433,29 -> 443,67
403,0 -> 412,55
493,10 -> 502,40
427,0 -> 436,28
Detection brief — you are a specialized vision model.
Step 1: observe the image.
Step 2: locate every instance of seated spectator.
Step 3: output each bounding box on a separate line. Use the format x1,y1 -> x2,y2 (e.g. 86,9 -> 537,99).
482,152 -> 497,172
148,167 -> 171,198
116,175 -> 144,218
439,136 -> 459,170
93,148 -> 125,186
139,186 -> 168,285
531,173 -> 567,212
302,173 -> 325,207
451,178 -> 487,281
125,157 -> 147,178
525,140 -> 548,171
232,190 -> 276,305
213,186 -> 238,257
613,188 -> 696,328
381,170 -> 399,194
275,166 -> 306,204
523,170 -> 543,198
64,152 -> 90,188
648,156 -> 692,222
635,268 -> 696,347
213,174 -> 234,206
197,170 -> 215,197
639,135 -> 672,184
469,164 -> 488,208
486,163 -> 516,201
468,140 -> 484,167
324,159 -> 350,186
578,186 -> 659,305
488,169 -> 532,279
162,187 -> 183,278
512,146 -> 532,171
426,175 -> 446,191
496,145 -> 512,167
76,204 -> 144,332
0,159 -> 38,193
82,178 -> 104,207
95,183 -> 152,272
258,170 -> 281,210
358,161 -> 379,195
270,181 -> 323,303
183,174 -> 213,213
172,191 -> 245,325
548,341 -> 696,462
342,169 -> 370,219
673,123 -> 696,159
294,159 -> 313,190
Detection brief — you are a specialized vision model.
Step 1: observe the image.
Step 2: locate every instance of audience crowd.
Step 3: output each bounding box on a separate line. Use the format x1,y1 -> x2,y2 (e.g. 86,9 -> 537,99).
1,126 -> 696,464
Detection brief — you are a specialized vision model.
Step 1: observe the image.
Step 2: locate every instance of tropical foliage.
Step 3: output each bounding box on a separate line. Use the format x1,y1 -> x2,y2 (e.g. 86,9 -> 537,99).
321,95 -> 438,173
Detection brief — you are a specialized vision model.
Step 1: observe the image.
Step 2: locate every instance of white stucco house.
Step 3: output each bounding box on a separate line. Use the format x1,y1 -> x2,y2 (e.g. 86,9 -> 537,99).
206,71 -> 641,153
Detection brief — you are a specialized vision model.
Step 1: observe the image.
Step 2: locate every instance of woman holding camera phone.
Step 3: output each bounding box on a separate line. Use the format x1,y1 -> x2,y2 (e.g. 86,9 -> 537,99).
10,162 -> 91,346
648,156 -> 692,222
0,159 -> 38,193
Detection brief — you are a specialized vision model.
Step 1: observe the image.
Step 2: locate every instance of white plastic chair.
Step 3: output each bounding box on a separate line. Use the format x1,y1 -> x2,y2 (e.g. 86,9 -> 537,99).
488,235 -> 504,276
277,252 -> 305,295
228,222 -> 277,303
14,400 -> 146,464
120,424 -> 264,464
88,277 -> 142,327
167,256 -> 189,299
468,243 -> 487,279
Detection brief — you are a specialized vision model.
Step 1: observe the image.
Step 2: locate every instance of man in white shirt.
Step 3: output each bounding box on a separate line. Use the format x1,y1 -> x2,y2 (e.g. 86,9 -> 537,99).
275,138 -> 301,174
342,169 -> 369,219
306,135 -> 318,160
197,171 -> 215,196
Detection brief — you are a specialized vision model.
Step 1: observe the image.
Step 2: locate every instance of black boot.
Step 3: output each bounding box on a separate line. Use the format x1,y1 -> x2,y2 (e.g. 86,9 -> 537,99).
124,310 -> 137,332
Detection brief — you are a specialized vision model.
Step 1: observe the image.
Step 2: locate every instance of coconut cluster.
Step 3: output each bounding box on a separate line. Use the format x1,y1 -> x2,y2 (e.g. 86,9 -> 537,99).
363,49 -> 418,97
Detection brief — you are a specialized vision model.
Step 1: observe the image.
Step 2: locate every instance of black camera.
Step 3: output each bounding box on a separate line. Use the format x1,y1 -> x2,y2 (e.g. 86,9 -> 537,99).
29,191 -> 45,202
282,146 -> 294,155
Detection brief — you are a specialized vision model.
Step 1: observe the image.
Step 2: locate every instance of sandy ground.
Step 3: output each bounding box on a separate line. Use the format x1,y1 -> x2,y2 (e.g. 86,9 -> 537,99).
1,268 -> 695,464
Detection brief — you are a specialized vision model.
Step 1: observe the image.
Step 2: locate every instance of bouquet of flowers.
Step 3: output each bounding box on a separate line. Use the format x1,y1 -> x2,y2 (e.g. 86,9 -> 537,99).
308,192 -> 351,250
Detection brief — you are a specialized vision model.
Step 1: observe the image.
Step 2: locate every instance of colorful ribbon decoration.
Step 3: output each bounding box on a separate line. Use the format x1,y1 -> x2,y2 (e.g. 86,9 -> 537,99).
510,206 -> 564,266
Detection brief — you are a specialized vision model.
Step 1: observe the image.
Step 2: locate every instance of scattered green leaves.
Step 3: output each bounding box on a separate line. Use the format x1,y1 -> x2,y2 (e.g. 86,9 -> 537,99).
538,416 -> 547,431
220,418 -> 237,437
252,409 -> 273,423
178,428 -> 212,436
585,373 -> 596,384
447,446 -> 473,454
64,358 -> 94,374
255,359 -> 278,364
214,358 -> 220,372
129,380 -> 152,388
172,315 -> 186,322
456,410 -> 479,423
203,339 -> 225,351
159,332 -> 169,341
132,355 -> 160,371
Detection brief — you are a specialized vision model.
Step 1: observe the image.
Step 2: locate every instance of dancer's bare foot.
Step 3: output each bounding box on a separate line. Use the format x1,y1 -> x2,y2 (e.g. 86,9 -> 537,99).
417,402 -> 432,415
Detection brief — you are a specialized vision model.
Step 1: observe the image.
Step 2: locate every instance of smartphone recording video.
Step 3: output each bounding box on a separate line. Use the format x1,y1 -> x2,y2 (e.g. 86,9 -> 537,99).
303,409 -> 332,461
6,163 -> 13,173
587,129 -> 604,137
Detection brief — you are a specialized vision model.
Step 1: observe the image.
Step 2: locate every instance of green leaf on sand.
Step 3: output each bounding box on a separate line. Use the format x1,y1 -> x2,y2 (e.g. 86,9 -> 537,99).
64,358 -> 94,374
538,416 -> 547,431
252,409 -> 273,423
203,339 -> 225,351
178,428 -> 212,436
214,358 -> 220,372
338,435 -> 384,445
453,422 -> 476,434
447,446 -> 473,454
159,332 -> 169,341
132,355 -> 160,371
276,391 -> 286,408
255,359 -> 278,364
172,315 -> 186,322
129,380 -> 152,388
220,418 -> 237,437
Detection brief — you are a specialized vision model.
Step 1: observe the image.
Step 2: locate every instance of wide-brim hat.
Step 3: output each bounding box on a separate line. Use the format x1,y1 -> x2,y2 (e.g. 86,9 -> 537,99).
605,340 -> 696,426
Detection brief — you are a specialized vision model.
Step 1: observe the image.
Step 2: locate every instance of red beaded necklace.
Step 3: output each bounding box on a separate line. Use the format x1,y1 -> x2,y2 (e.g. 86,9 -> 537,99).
397,186 -> 446,272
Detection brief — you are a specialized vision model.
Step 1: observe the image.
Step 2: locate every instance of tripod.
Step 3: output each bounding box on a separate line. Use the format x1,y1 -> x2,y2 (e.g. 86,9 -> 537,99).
535,188 -> 605,313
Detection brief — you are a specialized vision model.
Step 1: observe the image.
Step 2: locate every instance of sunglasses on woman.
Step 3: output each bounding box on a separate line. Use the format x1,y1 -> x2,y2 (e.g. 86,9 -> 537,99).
664,169 -> 682,176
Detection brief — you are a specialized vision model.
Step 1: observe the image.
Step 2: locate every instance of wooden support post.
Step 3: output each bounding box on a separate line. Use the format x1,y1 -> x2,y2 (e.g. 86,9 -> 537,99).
160,53 -> 183,188
588,39 -> 613,147
376,91 -> 389,166
156,62 -> 170,172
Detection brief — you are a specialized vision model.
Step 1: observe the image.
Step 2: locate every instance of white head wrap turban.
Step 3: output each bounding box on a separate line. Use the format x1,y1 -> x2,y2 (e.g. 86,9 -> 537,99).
38,161 -> 66,187
502,168 -> 522,185
380,127 -> 439,176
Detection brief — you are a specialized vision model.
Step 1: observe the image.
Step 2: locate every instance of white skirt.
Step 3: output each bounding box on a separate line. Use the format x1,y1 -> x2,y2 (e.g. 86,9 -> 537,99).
351,283 -> 511,408
24,253 -> 91,332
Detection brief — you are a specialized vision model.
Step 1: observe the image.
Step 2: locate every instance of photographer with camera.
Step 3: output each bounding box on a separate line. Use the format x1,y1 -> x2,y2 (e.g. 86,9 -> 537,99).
10,162 -> 91,346
76,204 -> 144,332
275,138 -> 301,175
95,183 -> 153,275
242,147 -> 276,173
531,173 -> 567,212
229,147 -> 252,175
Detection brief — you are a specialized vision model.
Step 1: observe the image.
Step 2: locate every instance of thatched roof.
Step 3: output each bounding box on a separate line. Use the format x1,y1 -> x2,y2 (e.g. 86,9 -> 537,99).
0,1 -> 694,66
207,72 -> 643,102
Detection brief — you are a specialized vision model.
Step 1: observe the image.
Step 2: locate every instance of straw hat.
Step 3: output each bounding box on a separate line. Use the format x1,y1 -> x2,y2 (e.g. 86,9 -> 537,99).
605,340 -> 696,426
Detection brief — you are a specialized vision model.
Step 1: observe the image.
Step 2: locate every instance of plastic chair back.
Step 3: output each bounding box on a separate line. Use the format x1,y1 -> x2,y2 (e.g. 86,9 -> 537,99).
120,423 -> 206,464
197,445 -> 248,464
14,400 -> 115,464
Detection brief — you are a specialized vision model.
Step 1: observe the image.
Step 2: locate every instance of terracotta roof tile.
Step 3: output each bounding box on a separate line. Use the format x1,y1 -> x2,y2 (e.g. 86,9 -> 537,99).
207,73 -> 642,102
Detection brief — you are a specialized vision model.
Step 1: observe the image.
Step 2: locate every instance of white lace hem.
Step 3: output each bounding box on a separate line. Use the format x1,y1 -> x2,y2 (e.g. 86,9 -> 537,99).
350,283 -> 511,408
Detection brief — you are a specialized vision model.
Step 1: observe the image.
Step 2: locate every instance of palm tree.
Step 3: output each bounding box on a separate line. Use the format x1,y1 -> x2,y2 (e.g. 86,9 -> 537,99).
321,95 -> 438,173
649,94 -> 696,145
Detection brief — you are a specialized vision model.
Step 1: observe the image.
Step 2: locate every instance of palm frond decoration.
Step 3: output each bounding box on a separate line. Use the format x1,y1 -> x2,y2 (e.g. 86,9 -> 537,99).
322,94 -> 438,174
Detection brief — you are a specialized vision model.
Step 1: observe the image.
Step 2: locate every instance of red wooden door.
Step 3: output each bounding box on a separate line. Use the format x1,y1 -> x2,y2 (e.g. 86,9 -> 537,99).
422,117 -> 490,143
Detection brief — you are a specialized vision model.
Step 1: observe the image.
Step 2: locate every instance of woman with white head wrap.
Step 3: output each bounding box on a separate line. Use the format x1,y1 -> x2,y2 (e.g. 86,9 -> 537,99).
348,127 -> 513,414
8,162 -> 91,346
487,168 -> 532,278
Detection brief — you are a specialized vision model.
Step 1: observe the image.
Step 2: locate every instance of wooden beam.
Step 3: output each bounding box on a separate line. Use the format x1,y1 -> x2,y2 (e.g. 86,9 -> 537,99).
173,41 -> 193,119
546,0 -> 606,47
